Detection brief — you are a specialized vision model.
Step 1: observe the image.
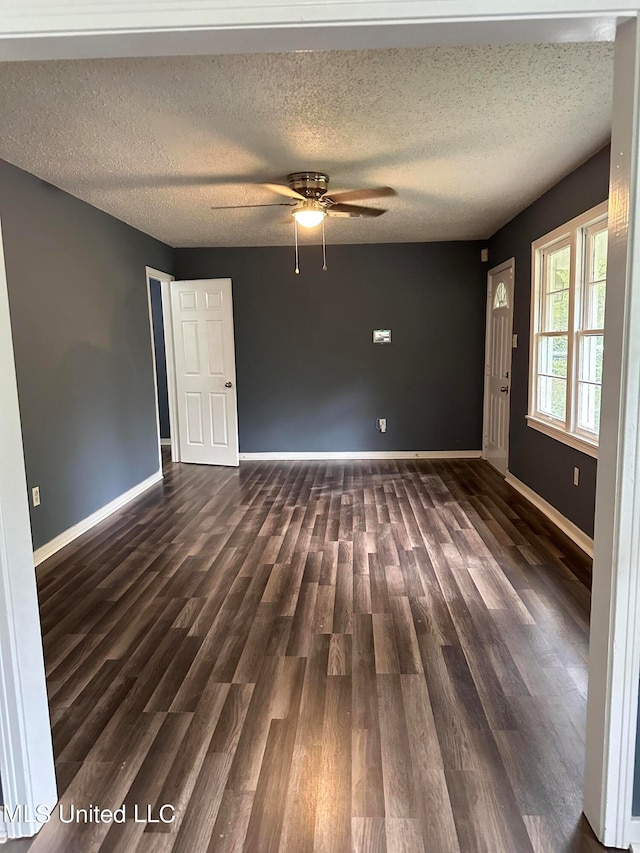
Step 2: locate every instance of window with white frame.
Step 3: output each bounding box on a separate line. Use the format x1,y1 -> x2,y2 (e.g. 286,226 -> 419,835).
528,201 -> 608,457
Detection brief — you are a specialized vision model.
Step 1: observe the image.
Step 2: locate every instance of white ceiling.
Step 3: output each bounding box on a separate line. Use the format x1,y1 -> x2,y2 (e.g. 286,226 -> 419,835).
0,44 -> 613,248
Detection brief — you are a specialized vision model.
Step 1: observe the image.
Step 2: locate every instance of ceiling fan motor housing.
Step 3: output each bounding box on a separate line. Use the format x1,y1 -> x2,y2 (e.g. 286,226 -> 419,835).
287,172 -> 330,199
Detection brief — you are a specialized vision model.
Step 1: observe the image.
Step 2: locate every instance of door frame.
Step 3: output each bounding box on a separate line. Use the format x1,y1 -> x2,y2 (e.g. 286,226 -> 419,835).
0,217 -> 57,840
0,5 -> 639,848
482,258 -> 515,475
145,267 -> 176,467
155,277 -> 239,466
145,267 -> 181,463
584,19 -> 640,848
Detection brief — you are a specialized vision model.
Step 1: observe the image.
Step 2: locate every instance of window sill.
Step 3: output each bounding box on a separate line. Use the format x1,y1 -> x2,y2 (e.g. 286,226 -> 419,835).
526,416 -> 598,459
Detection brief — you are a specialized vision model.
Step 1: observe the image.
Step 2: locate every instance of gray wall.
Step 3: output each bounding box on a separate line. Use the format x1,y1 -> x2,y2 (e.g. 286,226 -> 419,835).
1,159 -> 174,550
175,242 -> 486,454
489,146 -> 610,537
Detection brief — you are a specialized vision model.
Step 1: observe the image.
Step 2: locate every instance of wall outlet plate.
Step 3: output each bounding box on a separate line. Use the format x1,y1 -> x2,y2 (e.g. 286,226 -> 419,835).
373,329 -> 391,344
32,486 -> 40,507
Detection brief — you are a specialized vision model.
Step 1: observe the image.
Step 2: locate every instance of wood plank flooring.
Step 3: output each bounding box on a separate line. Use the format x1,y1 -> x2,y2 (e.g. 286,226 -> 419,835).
7,456 -> 604,852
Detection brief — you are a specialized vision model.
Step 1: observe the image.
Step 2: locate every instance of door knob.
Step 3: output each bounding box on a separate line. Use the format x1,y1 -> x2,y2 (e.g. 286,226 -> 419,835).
225,381 -> 233,388
500,386 -> 509,393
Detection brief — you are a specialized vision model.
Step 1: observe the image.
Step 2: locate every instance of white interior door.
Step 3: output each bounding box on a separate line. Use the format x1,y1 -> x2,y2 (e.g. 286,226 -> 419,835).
483,260 -> 514,476
170,278 -> 239,466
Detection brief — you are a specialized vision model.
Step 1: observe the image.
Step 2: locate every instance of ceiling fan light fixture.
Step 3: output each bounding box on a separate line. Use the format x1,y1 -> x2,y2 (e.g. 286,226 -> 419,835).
291,200 -> 326,228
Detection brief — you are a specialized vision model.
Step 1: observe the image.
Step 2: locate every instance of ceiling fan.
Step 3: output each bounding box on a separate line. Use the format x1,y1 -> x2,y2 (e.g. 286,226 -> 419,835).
210,172 -> 396,273
211,171 -> 396,226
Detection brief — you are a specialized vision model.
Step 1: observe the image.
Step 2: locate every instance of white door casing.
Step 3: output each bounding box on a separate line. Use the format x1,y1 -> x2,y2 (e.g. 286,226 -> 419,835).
584,17 -> 640,849
170,279 -> 239,466
0,218 -> 57,839
145,266 -> 175,470
483,259 -> 515,476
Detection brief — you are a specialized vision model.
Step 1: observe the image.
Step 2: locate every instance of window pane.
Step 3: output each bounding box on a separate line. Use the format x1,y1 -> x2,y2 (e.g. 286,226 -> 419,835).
577,382 -> 601,434
591,228 -> 608,282
494,281 -> 509,309
543,289 -> 569,332
585,226 -> 607,330
539,335 -> 568,378
579,334 -> 604,384
586,280 -> 606,330
547,245 -> 571,293
538,376 -> 567,421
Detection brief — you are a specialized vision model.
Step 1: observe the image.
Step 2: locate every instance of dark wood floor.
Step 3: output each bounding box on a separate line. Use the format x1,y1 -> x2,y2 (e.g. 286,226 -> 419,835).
7,455 -> 604,853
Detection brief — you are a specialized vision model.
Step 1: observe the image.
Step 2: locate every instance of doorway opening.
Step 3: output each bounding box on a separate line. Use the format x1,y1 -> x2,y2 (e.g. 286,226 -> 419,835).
146,269 -> 240,467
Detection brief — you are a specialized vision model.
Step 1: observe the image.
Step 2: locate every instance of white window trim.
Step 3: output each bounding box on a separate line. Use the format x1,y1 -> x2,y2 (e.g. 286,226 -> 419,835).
528,199 -> 608,458
526,415 -> 599,457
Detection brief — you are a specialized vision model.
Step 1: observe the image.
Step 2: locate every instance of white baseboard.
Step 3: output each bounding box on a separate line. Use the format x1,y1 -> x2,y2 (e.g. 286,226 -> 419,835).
238,450 -> 482,461
505,471 -> 594,557
629,817 -> 640,848
33,470 -> 163,567
160,438 -> 171,446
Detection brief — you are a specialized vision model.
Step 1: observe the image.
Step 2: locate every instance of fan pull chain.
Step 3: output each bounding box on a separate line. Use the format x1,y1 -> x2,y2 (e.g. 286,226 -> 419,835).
294,218 -> 300,274
322,218 -> 327,271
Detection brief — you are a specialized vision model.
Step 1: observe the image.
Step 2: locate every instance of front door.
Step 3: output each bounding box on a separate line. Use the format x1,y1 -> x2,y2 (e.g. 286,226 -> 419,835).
170,278 -> 239,466
483,260 -> 514,476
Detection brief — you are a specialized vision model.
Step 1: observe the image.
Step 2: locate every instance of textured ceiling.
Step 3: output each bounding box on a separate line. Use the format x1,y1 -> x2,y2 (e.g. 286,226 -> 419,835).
0,44 -> 613,247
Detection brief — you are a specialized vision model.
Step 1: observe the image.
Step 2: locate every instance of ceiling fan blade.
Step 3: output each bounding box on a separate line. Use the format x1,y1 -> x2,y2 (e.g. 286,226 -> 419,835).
327,203 -> 387,218
210,203 -> 292,210
259,182 -> 306,200
325,186 -> 396,204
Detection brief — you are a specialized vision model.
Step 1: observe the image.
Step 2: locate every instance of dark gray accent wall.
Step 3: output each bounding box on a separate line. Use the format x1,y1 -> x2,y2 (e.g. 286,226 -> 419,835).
489,146 -> 610,537
175,242 -> 486,454
0,159 -> 174,550
149,278 -> 171,439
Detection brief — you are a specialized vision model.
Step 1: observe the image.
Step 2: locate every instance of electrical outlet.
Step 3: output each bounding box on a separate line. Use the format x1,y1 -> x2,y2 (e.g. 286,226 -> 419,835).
573,467 -> 580,486
32,486 -> 41,507
377,418 -> 387,433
